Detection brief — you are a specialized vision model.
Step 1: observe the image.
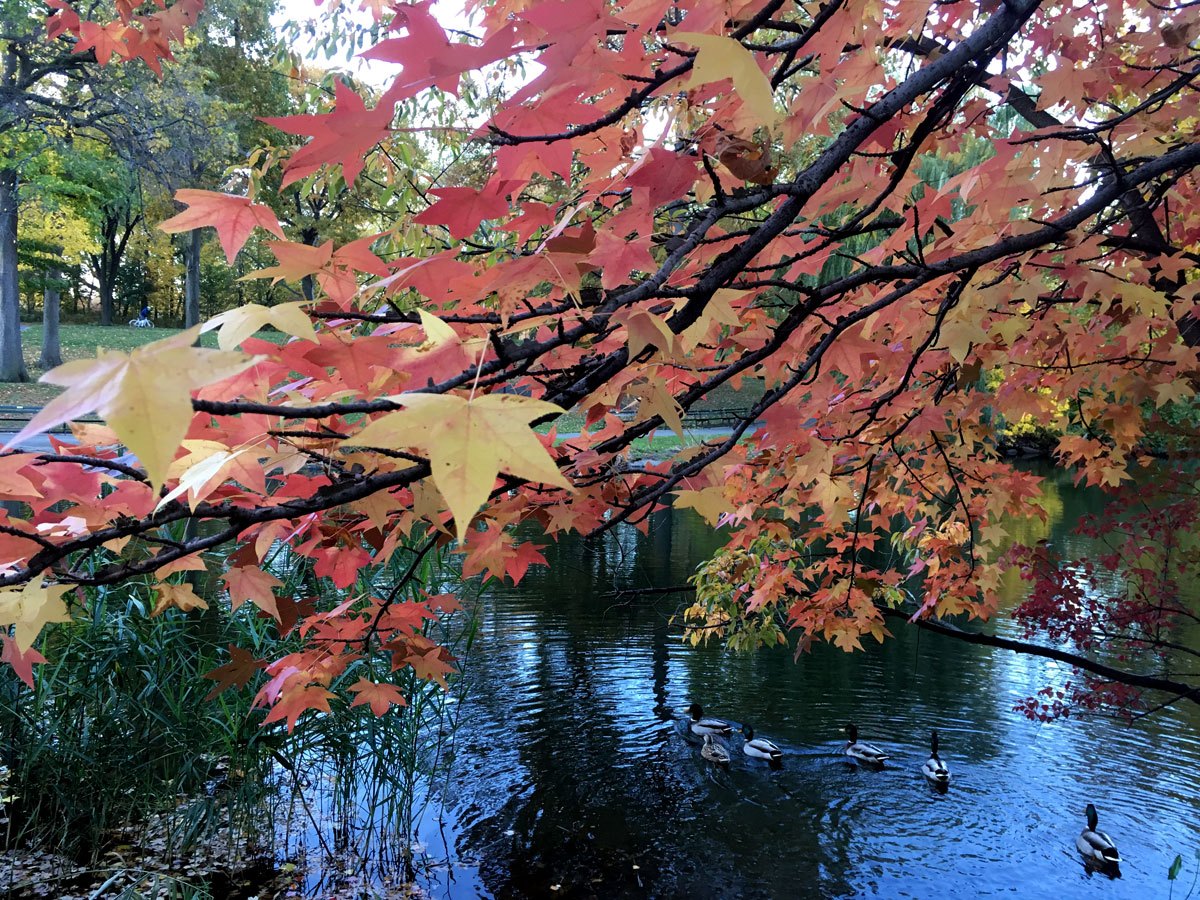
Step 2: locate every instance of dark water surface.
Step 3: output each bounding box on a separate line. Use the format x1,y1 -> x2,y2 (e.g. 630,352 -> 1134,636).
353,467 -> 1200,898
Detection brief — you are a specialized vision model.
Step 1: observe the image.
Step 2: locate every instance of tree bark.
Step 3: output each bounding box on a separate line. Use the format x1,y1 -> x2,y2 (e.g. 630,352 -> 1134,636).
880,608 -> 1200,708
92,207 -> 139,327
0,169 -> 27,382
40,260 -> 62,370
184,228 -> 201,328
98,276 -> 115,326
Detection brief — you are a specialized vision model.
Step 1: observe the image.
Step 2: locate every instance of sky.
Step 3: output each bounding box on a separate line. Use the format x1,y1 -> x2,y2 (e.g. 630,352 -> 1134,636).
273,0 -> 475,85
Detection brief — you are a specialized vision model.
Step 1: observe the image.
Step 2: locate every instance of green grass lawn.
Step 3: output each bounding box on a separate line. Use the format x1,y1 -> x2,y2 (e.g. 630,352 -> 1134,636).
539,378 -> 765,438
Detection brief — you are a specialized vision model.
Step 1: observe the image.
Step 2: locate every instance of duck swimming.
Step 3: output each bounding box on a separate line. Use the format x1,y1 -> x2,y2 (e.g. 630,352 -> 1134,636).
1076,803 -> 1121,871
843,723 -> 888,767
701,733 -> 731,766
741,724 -> 783,765
682,703 -> 733,738
921,730 -> 950,787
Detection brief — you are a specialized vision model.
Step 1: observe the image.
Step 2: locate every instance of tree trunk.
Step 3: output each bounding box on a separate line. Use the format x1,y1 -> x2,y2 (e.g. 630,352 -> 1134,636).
184,228 -> 201,328
93,206 -> 140,327
98,276 -> 115,326
40,261 -> 62,370
0,169 -> 27,382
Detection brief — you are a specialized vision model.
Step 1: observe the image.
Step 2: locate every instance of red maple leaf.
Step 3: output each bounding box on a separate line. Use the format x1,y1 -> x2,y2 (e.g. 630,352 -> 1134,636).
590,227 -> 657,289
45,0 -> 81,40
497,202 -> 558,243
159,190 -> 285,263
362,2 -> 518,97
626,148 -> 699,206
262,79 -> 399,187
74,20 -> 129,65
299,334 -> 402,393
311,542 -> 372,589
403,646 -> 457,688
378,600 -> 438,634
154,0 -> 203,45
505,541 -> 549,584
122,24 -> 174,76
262,683 -> 336,733
251,240 -> 334,283
222,565 -> 283,620
413,179 -> 524,240
1,634 -> 47,688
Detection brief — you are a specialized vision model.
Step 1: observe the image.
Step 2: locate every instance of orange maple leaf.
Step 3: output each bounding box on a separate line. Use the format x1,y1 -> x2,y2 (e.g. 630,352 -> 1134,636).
222,565 -> 283,621
159,190 -> 285,263
202,645 -> 266,701
348,678 -> 408,716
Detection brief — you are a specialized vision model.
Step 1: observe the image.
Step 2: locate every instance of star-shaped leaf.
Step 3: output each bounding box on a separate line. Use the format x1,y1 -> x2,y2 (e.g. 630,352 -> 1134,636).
202,644 -> 266,701
222,565 -> 283,621
203,301 -> 318,351
676,32 -> 779,126
344,393 -> 572,538
151,582 -> 208,617
3,327 -> 257,489
348,678 -> 408,716
0,582 -> 72,651
159,190 -> 285,263
1,633 -> 47,687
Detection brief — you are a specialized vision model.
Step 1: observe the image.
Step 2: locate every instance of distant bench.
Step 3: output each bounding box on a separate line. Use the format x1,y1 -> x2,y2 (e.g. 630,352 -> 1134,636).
0,404 -> 760,437
0,405 -> 102,435
614,406 -> 759,430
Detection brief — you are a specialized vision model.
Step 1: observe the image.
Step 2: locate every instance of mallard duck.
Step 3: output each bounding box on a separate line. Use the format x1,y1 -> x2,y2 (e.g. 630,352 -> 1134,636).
921,730 -> 951,787
741,724 -> 783,765
701,733 -> 731,766
682,703 -> 733,737
844,723 -> 889,766
1076,803 -> 1121,869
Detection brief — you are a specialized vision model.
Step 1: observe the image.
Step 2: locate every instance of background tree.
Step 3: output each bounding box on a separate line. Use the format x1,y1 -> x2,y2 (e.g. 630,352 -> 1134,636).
0,0 -> 204,377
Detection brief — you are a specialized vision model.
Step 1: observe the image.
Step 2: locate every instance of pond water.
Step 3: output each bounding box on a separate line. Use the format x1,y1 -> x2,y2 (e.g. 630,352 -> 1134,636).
310,466 -> 1200,898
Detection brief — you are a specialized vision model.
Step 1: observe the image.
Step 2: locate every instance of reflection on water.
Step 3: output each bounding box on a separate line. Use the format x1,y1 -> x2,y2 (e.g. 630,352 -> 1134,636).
378,466 -> 1199,898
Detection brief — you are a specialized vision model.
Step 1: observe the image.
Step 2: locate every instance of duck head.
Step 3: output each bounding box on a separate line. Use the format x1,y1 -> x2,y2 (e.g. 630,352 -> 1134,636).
685,702 -> 703,720
844,723 -> 858,743
741,723 -> 754,740
1086,803 -> 1099,831
930,729 -> 940,757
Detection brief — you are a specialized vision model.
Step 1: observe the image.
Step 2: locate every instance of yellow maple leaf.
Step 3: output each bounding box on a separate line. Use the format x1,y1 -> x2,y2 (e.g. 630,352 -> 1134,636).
151,582 -> 209,617
630,377 -> 685,439
673,486 -> 730,525
614,308 -> 677,360
343,393 -> 572,538
3,327 -> 257,489
939,319 -> 989,364
157,440 -> 254,512
1121,282 -> 1170,318
675,32 -> 779,126
0,582 -> 72,651
202,301 -> 318,351
679,289 -> 743,350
